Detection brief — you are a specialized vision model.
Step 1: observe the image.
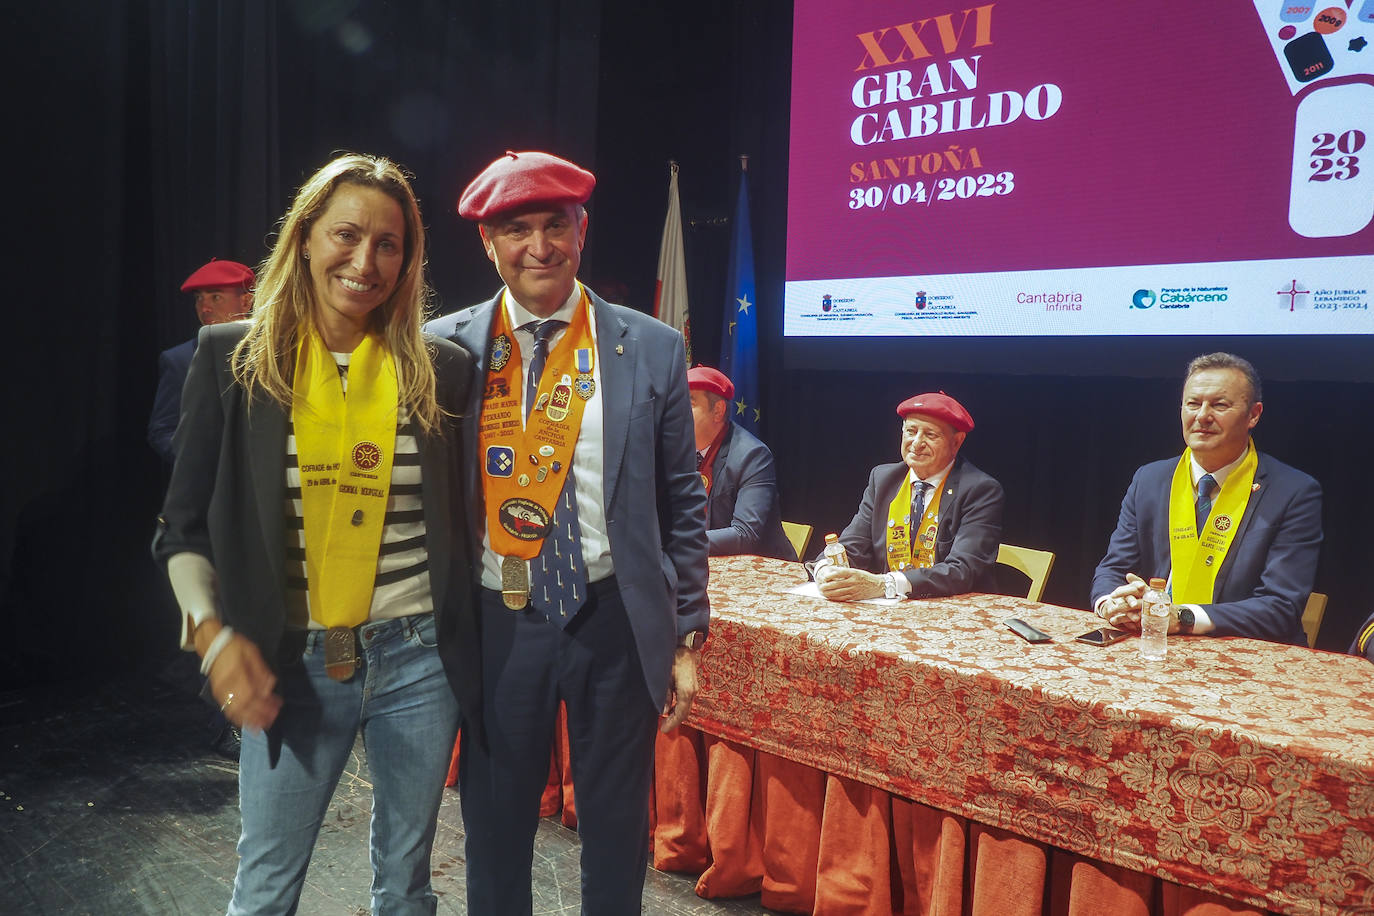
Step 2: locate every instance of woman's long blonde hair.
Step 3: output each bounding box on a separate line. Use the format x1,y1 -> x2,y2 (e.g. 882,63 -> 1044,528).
231,153 -> 442,433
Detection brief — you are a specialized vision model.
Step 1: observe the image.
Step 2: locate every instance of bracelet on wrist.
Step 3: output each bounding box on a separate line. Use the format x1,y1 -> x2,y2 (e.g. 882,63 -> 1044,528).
199,625 -> 235,676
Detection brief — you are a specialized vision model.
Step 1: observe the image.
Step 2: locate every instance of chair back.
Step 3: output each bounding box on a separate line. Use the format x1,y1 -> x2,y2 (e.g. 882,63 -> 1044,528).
996,543 -> 1056,602
781,521 -> 814,560
1301,592 -> 1327,648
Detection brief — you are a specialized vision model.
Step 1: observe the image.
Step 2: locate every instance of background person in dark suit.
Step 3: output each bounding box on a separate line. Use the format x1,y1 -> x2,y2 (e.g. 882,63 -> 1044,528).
814,391 -> 1004,601
426,150 -> 708,915
688,365 -> 796,560
1092,352 -> 1322,644
147,259 -> 254,464
1351,611 -> 1374,662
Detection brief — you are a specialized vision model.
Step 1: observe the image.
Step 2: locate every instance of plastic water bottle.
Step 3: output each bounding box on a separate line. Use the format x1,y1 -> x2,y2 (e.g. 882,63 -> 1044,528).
822,533 -> 849,569
1139,577 -> 1170,660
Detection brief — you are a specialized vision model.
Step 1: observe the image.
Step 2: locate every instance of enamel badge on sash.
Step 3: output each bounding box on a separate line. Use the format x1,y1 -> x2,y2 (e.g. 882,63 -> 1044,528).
574,348 -> 595,400
547,374 -> 573,422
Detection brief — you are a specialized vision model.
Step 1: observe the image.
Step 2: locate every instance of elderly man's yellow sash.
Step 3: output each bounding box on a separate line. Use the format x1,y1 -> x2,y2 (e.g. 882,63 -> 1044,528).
1168,441 -> 1257,604
479,289 -> 594,560
885,472 -> 946,572
291,329 -> 397,628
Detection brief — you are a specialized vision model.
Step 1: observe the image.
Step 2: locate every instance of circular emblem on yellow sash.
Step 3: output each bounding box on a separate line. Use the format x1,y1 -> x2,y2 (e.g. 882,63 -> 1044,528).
351,440 -> 383,471
498,498 -> 552,540
1213,514 -> 1233,532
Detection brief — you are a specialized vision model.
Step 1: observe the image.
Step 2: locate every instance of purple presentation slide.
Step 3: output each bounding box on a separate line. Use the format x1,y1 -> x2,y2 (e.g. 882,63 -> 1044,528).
784,0 -> 1374,337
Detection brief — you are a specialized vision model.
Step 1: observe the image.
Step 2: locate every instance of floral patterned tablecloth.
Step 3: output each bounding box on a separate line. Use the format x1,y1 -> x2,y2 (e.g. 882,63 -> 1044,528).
691,555 -> 1374,916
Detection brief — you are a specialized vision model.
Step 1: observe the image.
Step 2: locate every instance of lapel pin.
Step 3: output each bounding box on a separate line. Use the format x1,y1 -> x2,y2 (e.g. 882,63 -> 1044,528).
1251,483 -> 1261,492
615,344 -> 624,355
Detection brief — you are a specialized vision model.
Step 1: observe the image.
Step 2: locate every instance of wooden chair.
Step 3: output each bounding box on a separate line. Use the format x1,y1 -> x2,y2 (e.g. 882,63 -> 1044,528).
996,543 -> 1056,602
1301,592 -> 1327,648
781,521 -> 814,561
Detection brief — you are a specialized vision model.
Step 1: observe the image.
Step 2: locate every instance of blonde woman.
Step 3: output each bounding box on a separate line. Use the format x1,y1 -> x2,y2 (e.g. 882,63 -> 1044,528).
154,153 -> 478,915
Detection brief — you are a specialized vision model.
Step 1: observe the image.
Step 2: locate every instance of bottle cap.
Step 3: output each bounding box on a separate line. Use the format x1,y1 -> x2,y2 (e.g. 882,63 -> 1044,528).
1148,577 -> 1167,589
824,533 -> 839,544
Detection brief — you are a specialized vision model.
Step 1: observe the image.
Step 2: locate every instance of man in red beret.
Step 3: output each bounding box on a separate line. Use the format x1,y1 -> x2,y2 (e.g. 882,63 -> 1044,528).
688,365 -> 795,560
148,259 -> 254,464
426,151 -> 708,913
815,391 -> 1004,601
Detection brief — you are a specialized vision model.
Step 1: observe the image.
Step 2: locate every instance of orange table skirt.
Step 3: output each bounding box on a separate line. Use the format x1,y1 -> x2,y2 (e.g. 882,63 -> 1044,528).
651,725 -> 1273,916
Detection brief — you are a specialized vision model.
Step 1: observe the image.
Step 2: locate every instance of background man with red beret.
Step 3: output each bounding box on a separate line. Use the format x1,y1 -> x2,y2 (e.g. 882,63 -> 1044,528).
689,365 -> 795,560
815,391 -> 1004,601
425,151 -> 707,914
147,259 -> 254,464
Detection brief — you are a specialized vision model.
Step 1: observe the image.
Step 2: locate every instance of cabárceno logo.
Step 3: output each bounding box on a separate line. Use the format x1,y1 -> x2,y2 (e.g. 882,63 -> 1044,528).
1132,287 -> 1228,310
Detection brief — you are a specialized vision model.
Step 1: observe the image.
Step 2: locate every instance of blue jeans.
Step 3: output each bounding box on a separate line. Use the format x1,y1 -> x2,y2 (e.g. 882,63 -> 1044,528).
227,614 -> 460,916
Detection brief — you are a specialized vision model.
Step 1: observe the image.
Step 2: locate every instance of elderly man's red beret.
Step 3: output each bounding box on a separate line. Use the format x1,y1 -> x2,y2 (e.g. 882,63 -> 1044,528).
895,391 -> 974,432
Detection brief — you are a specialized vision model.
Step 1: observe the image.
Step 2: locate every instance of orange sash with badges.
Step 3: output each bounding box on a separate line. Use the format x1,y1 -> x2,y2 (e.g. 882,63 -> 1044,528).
479,289 -> 595,561
885,472 -> 946,571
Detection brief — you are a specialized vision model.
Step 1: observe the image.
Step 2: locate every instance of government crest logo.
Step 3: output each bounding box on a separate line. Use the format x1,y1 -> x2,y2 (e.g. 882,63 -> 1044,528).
914,291 -> 927,309
822,294 -> 832,312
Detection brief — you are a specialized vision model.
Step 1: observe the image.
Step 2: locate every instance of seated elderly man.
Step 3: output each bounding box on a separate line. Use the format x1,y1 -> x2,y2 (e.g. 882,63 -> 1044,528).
689,365 -> 795,560
1091,352 -> 1322,644
815,391 -> 1004,601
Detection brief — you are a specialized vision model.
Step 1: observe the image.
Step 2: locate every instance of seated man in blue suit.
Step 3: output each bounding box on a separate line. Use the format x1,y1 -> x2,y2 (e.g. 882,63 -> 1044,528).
815,391 -> 1004,601
688,365 -> 796,560
147,259 -> 254,464
1092,352 -> 1322,644
425,150 -> 708,914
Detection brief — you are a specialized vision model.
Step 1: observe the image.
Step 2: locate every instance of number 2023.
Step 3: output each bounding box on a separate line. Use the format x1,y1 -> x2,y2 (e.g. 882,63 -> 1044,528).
1310,130 -> 1365,182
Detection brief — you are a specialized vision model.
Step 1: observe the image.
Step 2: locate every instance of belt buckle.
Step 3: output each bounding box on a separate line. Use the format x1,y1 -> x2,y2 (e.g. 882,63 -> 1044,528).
501,555 -> 529,610
324,626 -> 359,681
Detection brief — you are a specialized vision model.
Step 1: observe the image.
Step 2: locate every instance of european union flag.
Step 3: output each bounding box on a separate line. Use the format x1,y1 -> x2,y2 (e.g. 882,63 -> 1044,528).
720,167 -> 760,434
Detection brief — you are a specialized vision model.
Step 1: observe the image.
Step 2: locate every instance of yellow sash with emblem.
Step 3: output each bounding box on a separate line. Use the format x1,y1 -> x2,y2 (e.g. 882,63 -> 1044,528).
1168,441 -> 1258,604
291,329 -> 397,628
885,472 -> 947,572
479,288 -> 595,561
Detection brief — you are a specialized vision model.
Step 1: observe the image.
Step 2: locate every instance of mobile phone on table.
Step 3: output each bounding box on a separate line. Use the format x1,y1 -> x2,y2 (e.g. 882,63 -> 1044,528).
1074,627 -> 1131,647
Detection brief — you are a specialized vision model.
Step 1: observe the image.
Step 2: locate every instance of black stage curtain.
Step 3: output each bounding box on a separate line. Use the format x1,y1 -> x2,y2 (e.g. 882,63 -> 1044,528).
2,0 -> 1368,690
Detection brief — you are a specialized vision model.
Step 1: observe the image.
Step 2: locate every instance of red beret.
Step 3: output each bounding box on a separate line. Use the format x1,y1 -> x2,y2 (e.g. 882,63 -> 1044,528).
896,391 -> 974,432
687,366 -> 734,400
180,259 -> 254,292
458,151 -> 596,221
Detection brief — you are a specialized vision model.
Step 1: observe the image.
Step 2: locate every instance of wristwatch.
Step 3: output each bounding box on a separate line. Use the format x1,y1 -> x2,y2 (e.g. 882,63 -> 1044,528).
1174,606 -> 1196,634
883,573 -> 900,600
679,629 -> 707,651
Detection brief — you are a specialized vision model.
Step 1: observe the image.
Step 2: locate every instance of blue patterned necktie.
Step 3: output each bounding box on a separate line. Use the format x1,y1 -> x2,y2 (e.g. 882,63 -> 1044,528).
1195,474 -> 1216,536
523,319 -> 586,624
910,480 -> 929,525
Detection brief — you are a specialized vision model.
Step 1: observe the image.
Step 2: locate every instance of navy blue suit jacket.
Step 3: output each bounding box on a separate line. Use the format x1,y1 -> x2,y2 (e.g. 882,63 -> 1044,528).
831,456 -> 1004,597
1090,450 -> 1322,645
706,422 -> 796,561
425,288 -> 709,707
148,337 -> 196,464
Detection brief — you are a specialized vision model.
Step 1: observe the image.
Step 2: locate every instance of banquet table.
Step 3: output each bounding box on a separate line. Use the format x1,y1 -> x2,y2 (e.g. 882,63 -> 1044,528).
649,555 -> 1374,916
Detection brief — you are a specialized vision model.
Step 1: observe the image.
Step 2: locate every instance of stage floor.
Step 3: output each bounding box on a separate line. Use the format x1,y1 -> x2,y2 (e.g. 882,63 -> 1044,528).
0,669 -> 768,915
